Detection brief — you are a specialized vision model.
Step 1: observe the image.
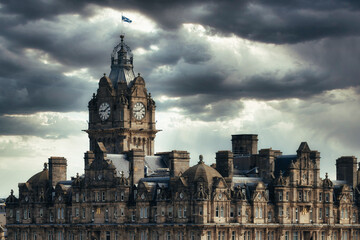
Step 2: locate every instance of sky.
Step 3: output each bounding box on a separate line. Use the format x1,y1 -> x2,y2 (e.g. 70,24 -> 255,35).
1,0 -> 360,197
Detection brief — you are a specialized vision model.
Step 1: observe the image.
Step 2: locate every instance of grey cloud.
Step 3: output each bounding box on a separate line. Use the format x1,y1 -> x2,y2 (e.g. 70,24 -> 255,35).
2,0 -> 360,44
0,114 -> 86,138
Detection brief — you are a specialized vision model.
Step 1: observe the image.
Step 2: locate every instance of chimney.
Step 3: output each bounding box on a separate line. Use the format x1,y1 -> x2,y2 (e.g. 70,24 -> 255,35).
216,151 -> 234,179
48,156 -> 67,186
128,149 -> 145,185
231,134 -> 258,155
157,151 -> 190,177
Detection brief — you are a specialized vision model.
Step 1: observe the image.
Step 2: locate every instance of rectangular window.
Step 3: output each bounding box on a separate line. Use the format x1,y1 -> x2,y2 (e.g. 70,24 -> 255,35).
39,209 -> 43,218
82,193 -> 86,202
325,193 -> 330,202
326,207 -> 329,218
106,232 -> 110,240
161,207 -> 165,216
82,208 -> 86,219
183,206 -> 187,218
237,207 -> 241,216
121,192 -> 124,201
168,206 -> 173,218
298,191 -> 302,201
304,191 -> 307,201
105,209 -> 109,222
207,231 -> 211,240
230,207 -> 234,217
319,208 -> 322,219
102,192 -> 106,201
144,207 -> 148,218
75,193 -> 79,202
285,232 -> 289,240
278,192 -> 283,201
75,208 -> 79,217
268,211 -> 272,222
199,206 -> 203,216
295,208 -> 298,222
321,232 -> 325,240
216,206 -> 219,217
220,206 -> 224,217
293,231 -> 298,240
286,192 -> 289,201
115,192 -> 118,201
279,207 -> 283,216
319,192 -> 322,202
232,231 -> 235,240
178,206 -> 182,218
121,208 -> 124,216
91,209 -> 94,222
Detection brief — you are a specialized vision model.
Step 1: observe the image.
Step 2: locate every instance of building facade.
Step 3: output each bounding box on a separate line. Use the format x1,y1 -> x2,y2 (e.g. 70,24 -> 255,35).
6,36 -> 360,240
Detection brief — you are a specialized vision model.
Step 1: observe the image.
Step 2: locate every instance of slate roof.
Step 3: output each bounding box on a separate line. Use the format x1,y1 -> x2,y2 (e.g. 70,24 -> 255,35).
274,155 -> 297,177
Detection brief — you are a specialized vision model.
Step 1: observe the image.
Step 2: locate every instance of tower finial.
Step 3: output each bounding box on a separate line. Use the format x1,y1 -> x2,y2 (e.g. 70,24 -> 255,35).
199,155 -> 204,164
120,34 -> 124,42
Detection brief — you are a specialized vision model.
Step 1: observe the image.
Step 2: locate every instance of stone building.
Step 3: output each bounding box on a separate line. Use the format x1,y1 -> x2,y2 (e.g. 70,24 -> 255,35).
6,36 -> 360,240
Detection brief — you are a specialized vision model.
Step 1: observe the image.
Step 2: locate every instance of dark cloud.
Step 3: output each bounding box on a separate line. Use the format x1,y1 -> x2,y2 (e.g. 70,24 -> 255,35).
2,0 -> 360,44
0,114 -> 86,139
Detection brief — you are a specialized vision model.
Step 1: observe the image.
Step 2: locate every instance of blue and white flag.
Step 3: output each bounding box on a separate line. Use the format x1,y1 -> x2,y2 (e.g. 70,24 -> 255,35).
122,16 -> 132,23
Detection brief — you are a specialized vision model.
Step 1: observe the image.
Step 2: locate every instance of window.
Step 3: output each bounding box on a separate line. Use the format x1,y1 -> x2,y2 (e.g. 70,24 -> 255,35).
106,232 -> 110,240
267,232 -> 274,240
279,192 -> 283,201
115,192 -> 118,201
199,206 -> 203,216
207,231 -> 211,240
75,193 -> 79,202
24,209 -> 28,220
121,192 -> 124,201
319,208 -> 322,219
91,209 -> 94,222
16,210 -> 20,222
82,208 -> 86,219
57,208 -> 61,219
298,191 -> 302,201
321,232 -> 325,240
285,232 -> 289,240
114,208 -> 118,219
97,192 -> 100,202
177,232 -> 184,240
255,207 -> 258,218
75,208 -> 79,217
326,207 -> 329,218
131,211 -> 135,222
178,206 -> 182,218
232,231 -> 236,240
141,231 -> 148,240
353,212 -> 356,223
295,208 -> 298,222
144,207 -> 148,218
140,207 -> 143,219
183,206 -> 187,218
191,232 -> 195,240
268,211 -> 272,222
216,206 -> 219,217
256,231 -> 262,240
220,206 -> 224,217
237,207 -> 241,216
259,207 -> 263,218
82,193 -> 86,202
279,207 -> 283,216
102,192 -> 106,201
342,231 -> 348,240
105,208 -> 109,222
293,231 -> 298,240
168,206 -> 173,218
325,193 -> 330,202
161,207 -> 165,216
121,208 -> 124,216
50,212 -> 53,222
319,192 -> 322,202
310,209 -> 313,222
286,192 -> 289,201
304,191 -> 307,201
230,207 -> 234,217
39,209 -> 43,218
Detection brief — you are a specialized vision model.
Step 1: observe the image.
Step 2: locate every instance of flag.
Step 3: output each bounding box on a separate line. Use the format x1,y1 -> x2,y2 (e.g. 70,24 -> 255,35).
122,16 -> 132,23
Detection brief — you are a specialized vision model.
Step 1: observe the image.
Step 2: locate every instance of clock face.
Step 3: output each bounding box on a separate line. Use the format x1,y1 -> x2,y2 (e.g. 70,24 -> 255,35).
133,102 -> 146,120
99,102 -> 110,121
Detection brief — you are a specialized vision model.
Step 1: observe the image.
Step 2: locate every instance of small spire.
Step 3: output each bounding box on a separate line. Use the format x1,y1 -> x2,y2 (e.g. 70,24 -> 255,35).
10,189 -> 13,196
103,73 -> 106,76
138,73 -> 141,76
120,35 -> 124,42
43,162 -> 47,170
325,172 -> 328,179
76,172 -> 79,178
198,155 -> 204,164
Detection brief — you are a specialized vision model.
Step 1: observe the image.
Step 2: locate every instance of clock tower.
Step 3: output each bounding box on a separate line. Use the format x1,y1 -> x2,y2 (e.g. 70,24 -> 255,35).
86,35 -> 158,155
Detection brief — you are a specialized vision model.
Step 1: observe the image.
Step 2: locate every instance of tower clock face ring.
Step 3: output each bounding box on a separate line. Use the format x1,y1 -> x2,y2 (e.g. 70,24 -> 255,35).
99,102 -> 111,121
133,102 -> 146,120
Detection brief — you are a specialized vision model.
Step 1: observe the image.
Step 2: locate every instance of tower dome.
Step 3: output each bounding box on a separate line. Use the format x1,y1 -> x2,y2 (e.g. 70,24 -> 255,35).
108,35 -> 136,87
181,155 -> 224,188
